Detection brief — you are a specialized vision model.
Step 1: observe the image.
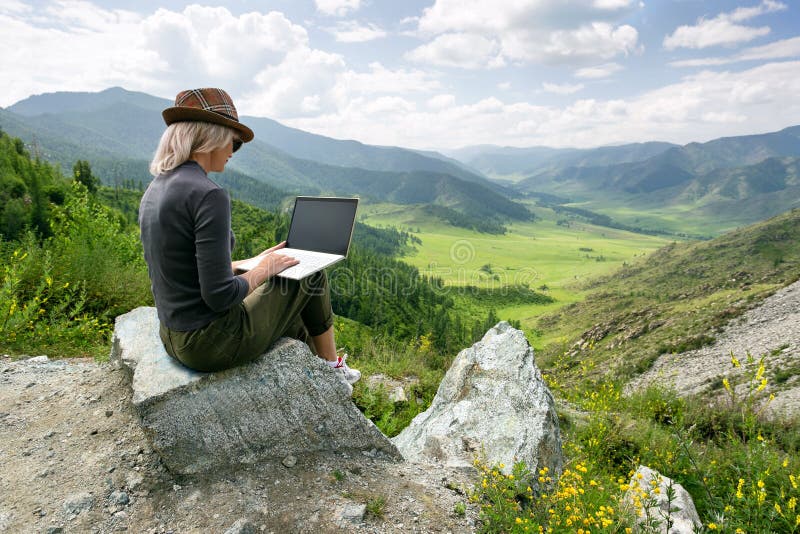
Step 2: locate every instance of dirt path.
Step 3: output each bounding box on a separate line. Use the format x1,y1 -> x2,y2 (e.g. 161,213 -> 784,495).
628,279 -> 800,416
0,357 -> 478,534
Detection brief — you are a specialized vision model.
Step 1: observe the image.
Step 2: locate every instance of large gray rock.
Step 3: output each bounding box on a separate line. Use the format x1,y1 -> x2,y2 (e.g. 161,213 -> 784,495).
111,307 -> 400,474
393,322 -> 563,476
623,466 -> 702,534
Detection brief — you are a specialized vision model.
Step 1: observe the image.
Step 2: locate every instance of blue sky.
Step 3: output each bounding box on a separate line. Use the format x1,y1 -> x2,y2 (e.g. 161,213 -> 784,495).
2,0 -> 799,150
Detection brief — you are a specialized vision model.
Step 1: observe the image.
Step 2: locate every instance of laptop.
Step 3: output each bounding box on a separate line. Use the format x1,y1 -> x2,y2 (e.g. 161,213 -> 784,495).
237,196 -> 358,280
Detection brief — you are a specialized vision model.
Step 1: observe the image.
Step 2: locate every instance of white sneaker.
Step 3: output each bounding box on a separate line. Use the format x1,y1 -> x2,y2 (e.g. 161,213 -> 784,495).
327,354 -> 361,385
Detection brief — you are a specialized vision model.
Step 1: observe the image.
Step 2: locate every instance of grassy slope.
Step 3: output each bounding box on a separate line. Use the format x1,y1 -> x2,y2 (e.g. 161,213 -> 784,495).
359,202 -> 672,349
536,207 -> 800,383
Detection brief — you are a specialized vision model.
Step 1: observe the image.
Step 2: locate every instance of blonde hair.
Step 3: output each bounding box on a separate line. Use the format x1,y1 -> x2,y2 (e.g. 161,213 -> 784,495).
149,121 -> 235,175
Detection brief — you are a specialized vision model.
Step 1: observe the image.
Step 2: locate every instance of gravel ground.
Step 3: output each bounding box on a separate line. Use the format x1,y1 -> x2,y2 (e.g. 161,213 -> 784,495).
0,356 -> 479,534
627,279 -> 800,417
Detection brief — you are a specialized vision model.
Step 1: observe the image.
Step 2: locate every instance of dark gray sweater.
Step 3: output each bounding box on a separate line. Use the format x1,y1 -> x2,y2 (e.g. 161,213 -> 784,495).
139,161 -> 248,331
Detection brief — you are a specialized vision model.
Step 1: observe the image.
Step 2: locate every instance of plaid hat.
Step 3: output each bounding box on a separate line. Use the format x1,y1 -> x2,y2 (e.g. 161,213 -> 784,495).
162,88 -> 254,142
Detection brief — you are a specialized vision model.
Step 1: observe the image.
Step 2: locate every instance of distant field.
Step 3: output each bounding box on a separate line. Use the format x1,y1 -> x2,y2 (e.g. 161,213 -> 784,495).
562,198 -> 745,237
359,202 -> 673,349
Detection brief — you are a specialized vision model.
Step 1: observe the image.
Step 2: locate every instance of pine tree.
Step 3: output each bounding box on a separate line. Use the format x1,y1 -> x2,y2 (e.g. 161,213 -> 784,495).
73,160 -> 100,193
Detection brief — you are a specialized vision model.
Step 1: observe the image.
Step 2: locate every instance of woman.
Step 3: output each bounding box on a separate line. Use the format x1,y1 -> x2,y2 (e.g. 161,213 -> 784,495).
139,88 -> 360,390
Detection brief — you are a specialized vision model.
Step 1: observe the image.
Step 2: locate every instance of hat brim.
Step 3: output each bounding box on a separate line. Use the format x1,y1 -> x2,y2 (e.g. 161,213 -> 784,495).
162,107 -> 254,142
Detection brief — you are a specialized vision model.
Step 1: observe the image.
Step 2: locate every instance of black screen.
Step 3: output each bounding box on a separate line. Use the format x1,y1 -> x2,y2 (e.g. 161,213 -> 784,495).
286,197 -> 358,255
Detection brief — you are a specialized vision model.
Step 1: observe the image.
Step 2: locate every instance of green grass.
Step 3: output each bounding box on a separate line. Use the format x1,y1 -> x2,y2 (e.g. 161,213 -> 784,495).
359,202 -> 672,349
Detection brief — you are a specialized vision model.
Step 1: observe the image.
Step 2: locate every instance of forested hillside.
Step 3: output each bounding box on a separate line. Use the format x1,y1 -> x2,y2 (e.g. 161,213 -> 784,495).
0,129 -> 510,361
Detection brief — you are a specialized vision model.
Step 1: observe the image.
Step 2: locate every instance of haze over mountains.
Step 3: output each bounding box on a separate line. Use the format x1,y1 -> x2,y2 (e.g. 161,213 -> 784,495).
1,87 -> 799,235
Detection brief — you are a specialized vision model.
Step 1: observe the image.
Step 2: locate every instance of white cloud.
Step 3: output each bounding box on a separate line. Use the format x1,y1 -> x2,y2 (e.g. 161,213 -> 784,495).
330,62 -> 441,107
0,0 -> 31,14
0,5 -> 154,106
575,62 -> 623,78
44,0 -> 140,31
314,0 -> 361,17
670,36 -> 800,67
406,33 -> 504,69
534,22 -> 639,64
241,48 -> 347,117
663,0 -> 787,50
497,82 -> 511,90
286,61 -> 800,150
327,21 -> 387,43
427,94 -> 456,109
542,82 -> 585,95
411,0 -> 642,67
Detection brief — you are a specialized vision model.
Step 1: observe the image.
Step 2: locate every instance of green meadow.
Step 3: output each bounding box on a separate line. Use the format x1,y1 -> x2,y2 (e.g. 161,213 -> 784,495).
359,202 -> 673,349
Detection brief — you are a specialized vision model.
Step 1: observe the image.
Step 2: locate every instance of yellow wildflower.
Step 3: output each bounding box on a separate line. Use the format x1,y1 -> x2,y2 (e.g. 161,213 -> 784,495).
708,523 -> 717,530
723,378 -> 731,392
757,377 -> 767,392
756,363 -> 765,381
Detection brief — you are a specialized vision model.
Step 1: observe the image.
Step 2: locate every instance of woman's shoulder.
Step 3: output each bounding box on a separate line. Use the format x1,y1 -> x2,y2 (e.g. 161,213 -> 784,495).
170,161 -> 223,193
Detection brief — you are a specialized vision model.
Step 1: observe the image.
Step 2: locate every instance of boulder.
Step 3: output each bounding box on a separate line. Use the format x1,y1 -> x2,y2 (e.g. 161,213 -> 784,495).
623,465 -> 701,534
111,307 -> 400,474
393,322 -> 563,476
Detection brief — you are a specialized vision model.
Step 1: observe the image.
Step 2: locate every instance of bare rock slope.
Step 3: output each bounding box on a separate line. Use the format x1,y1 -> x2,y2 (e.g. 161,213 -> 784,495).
629,278 -> 800,416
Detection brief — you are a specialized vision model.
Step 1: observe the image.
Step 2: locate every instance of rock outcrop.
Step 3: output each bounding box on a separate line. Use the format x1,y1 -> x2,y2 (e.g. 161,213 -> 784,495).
111,307 -> 400,474
393,321 -> 563,476
623,465 -> 701,534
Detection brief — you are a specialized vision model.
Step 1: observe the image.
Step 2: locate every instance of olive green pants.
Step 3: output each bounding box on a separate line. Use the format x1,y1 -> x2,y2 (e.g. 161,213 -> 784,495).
159,271 -> 334,372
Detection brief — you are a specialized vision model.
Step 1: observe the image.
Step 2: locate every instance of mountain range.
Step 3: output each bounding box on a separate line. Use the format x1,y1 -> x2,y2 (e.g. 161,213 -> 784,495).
447,126 -> 800,233
0,87 -> 524,223
2,86 -> 800,235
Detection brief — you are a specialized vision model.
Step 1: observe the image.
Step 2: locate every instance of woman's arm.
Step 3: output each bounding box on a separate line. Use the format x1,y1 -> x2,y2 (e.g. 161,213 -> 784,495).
194,189 -> 249,311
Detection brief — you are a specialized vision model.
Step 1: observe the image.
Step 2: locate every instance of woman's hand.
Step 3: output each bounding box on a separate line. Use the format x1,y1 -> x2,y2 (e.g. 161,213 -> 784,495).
240,242 -> 299,292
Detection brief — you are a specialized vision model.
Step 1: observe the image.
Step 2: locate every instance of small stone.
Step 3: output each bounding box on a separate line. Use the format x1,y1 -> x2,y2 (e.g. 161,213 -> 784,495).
172,485 -> 181,492
90,429 -> 99,436
25,382 -> 35,388
223,518 -> 256,534
108,467 -> 116,473
46,528 -> 65,534
126,472 -> 144,491
281,455 -> 297,468
106,410 -> 114,417
335,503 -> 367,526
27,355 -> 49,363
62,492 -> 94,516
109,491 -> 130,505
389,386 -> 407,403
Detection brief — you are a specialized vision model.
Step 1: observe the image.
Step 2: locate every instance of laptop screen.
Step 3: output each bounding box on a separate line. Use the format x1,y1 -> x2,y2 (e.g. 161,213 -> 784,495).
286,197 -> 358,255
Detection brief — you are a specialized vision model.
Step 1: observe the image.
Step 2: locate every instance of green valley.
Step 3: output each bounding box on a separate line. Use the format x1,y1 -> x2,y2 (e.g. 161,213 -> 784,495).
359,201 -> 673,348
